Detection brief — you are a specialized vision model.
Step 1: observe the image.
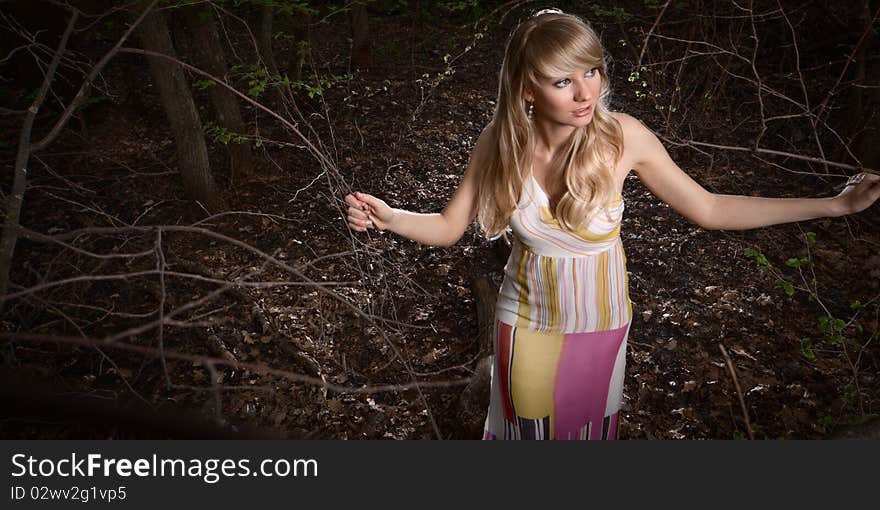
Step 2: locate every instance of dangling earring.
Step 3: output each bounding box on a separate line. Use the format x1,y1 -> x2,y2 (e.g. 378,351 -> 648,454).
527,101 -> 535,120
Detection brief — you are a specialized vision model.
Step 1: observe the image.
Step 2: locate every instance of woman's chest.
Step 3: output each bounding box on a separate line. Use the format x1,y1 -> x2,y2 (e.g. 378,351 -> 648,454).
530,156 -> 632,205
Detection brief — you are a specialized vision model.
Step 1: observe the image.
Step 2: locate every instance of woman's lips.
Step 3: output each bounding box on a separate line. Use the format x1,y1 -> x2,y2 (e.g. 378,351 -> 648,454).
573,104 -> 593,117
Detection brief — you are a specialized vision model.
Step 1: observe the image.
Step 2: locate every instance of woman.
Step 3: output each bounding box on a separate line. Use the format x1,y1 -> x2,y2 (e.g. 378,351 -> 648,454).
344,10 -> 880,440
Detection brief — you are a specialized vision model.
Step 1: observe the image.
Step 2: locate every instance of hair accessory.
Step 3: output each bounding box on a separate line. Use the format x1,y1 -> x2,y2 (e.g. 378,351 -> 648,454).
527,101 -> 535,119
533,8 -> 564,17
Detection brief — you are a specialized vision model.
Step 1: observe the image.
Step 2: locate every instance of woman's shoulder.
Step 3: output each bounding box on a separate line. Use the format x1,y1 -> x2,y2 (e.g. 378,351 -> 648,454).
479,119 -> 497,139
608,111 -> 648,138
462,121 -> 499,171
608,111 -> 655,161
471,121 -> 497,155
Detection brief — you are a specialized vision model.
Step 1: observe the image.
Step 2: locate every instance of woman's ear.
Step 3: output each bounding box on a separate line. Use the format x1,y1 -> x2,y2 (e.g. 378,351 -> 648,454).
522,86 -> 534,103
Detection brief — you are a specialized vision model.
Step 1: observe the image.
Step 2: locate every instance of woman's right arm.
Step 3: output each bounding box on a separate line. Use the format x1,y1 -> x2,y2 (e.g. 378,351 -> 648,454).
345,124 -> 493,247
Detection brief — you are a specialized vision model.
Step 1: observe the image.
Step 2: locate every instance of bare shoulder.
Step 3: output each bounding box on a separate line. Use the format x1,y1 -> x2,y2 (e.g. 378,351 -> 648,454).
477,120 -> 496,144
609,111 -> 658,167
609,111 -> 650,141
469,120 -> 497,161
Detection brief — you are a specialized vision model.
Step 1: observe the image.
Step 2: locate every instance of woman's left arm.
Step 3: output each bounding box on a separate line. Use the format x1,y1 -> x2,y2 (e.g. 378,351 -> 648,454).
623,114 -> 880,230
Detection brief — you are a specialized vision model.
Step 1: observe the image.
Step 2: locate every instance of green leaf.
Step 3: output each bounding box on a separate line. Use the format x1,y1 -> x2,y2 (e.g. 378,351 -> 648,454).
800,338 -> 816,360
843,384 -> 856,404
743,248 -> 770,267
192,79 -> 216,90
818,316 -> 831,334
785,257 -> 811,268
776,280 -> 794,296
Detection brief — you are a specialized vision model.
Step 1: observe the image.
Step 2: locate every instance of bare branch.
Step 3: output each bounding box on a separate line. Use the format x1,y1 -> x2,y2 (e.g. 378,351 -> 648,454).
0,332 -> 474,395
31,0 -> 160,152
637,0 -> 671,69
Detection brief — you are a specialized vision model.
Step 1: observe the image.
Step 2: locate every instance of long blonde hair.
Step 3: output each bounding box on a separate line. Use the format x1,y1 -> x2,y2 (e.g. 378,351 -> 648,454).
476,11 -> 623,238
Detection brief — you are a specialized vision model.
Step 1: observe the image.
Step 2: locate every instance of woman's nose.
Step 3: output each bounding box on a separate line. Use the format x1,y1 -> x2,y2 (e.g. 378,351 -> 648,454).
573,81 -> 590,102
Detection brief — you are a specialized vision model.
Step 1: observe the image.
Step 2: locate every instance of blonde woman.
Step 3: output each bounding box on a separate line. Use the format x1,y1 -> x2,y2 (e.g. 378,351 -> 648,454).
344,9 -> 880,440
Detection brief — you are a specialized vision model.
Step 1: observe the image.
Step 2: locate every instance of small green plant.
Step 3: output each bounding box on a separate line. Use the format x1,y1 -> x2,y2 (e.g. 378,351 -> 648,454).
800,338 -> 816,360
284,72 -> 353,99
817,315 -> 847,345
743,229 -> 877,427
237,64 -> 269,98
204,122 -> 248,145
410,24 -> 486,120
192,79 -> 217,90
628,68 -> 652,100
742,247 -> 772,271
742,234 -> 869,354
843,384 -> 857,405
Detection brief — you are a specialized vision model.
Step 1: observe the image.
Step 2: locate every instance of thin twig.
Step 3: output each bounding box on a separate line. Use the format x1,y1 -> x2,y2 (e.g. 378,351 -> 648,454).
719,343 -> 755,440
637,0 -> 671,69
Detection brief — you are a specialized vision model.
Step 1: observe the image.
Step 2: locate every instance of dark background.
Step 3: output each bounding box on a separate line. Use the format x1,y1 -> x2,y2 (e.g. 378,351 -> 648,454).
1,0 -> 878,439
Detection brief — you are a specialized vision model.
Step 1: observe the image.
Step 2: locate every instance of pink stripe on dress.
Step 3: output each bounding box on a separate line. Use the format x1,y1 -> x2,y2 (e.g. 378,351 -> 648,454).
552,323 -> 628,440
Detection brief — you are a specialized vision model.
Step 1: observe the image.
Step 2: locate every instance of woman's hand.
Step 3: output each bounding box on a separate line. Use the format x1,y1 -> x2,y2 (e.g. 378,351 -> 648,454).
833,172 -> 880,216
344,192 -> 396,232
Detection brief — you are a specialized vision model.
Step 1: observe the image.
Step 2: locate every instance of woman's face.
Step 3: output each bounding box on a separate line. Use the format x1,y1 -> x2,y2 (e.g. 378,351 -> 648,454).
525,66 -> 602,128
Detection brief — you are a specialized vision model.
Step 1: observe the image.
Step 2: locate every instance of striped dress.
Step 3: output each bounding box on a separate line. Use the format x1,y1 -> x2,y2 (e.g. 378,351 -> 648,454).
482,174 -> 632,440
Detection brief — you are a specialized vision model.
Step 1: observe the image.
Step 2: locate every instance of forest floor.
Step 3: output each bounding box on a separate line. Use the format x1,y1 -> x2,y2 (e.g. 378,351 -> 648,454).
3,7 -> 880,440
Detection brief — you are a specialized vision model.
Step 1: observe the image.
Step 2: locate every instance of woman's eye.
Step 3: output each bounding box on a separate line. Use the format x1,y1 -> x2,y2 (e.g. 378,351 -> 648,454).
585,67 -> 597,77
554,78 -> 571,88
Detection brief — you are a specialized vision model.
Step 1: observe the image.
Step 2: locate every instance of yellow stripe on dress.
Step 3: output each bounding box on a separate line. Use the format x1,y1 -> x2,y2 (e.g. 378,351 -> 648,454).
543,255 -> 560,331
508,326 -> 565,438
496,189 -> 632,333
515,242 -> 531,329
537,207 -> 621,242
597,249 -> 610,331
622,243 -> 633,319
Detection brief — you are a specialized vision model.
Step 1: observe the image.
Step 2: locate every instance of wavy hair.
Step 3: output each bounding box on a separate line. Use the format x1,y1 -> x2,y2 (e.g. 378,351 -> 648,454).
475,11 -> 623,238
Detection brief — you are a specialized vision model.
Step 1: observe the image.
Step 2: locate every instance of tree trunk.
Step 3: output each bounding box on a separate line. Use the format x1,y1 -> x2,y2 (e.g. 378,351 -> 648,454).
256,4 -> 287,109
257,4 -> 280,77
350,2 -> 372,69
290,12 -> 311,83
0,10 -> 78,301
136,9 -> 226,213
182,4 -> 254,182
